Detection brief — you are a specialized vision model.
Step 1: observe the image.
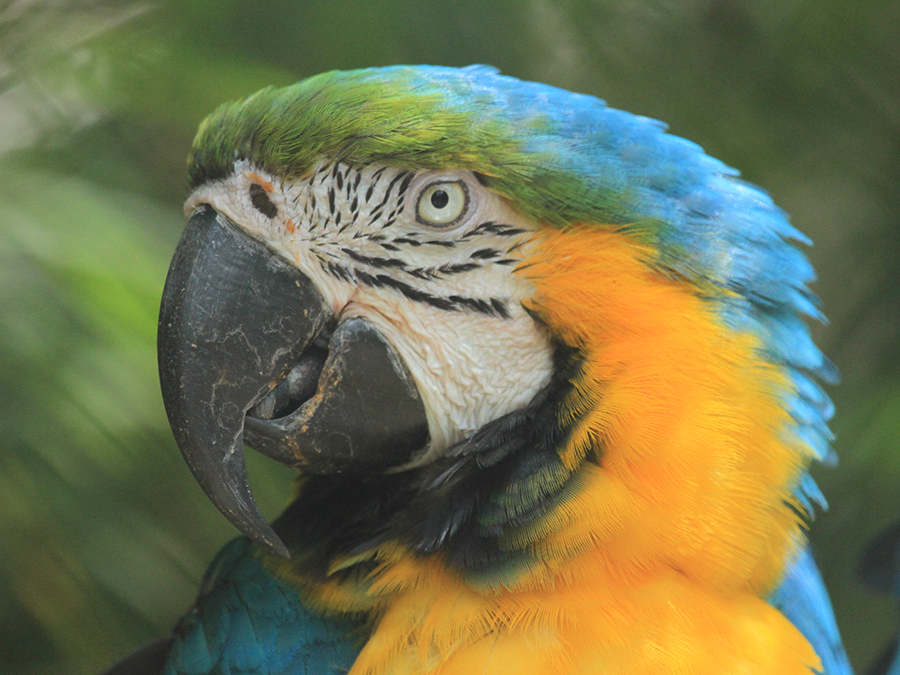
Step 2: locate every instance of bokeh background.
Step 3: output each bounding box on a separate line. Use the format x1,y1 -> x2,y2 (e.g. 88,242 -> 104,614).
1,1 -> 898,673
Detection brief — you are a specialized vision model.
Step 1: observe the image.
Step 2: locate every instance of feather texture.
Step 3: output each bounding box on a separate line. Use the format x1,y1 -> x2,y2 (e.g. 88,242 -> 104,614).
164,539 -> 365,675
167,65 -> 846,674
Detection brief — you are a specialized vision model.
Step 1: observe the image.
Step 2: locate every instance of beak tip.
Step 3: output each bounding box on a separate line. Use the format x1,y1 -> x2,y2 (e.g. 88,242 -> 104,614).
254,528 -> 291,559
270,540 -> 292,559
190,442 -> 292,558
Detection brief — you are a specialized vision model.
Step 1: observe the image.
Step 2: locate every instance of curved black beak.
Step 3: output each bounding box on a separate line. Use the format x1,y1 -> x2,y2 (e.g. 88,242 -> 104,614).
159,207 -> 329,557
158,206 -> 429,557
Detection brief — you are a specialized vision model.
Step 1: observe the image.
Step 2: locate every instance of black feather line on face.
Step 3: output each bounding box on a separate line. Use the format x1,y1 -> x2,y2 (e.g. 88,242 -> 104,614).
342,248 -> 408,270
369,170 -> 412,215
351,267 -> 510,318
271,339 -> 588,583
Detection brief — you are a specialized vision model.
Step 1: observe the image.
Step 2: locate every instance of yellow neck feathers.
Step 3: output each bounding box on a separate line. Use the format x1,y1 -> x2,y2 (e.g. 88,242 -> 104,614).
288,225 -> 821,675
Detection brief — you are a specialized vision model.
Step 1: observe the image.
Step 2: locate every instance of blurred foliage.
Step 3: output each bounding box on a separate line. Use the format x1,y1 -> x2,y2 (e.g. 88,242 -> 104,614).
0,0 -> 897,673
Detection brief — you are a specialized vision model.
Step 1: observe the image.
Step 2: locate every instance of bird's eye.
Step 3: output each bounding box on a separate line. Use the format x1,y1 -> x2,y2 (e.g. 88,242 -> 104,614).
416,181 -> 468,227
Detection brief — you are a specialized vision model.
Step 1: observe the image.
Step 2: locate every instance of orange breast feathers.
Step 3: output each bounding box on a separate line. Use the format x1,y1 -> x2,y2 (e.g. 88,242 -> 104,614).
308,225 -> 821,675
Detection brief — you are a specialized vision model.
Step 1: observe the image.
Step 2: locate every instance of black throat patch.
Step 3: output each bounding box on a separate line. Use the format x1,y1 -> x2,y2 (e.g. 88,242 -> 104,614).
271,337 -> 589,587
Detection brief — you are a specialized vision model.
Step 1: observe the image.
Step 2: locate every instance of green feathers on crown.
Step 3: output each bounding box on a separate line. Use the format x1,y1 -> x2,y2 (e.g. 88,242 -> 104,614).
186,65 -> 637,230
192,69 -> 524,189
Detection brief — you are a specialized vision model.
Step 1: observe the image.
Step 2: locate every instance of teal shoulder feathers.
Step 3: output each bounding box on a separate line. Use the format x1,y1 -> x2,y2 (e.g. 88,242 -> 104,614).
163,539 -> 364,675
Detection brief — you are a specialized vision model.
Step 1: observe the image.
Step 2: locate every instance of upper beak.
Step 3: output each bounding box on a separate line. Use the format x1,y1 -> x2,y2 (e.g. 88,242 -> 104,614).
158,206 -> 428,557
159,206 -> 328,556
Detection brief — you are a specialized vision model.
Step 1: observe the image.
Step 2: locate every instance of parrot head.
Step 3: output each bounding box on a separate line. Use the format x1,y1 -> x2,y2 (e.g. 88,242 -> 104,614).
159,65 -> 835,582
160,152 -> 554,557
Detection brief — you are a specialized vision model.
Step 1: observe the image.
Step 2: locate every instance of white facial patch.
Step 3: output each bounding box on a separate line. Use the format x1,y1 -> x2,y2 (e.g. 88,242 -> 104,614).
184,160 -> 554,465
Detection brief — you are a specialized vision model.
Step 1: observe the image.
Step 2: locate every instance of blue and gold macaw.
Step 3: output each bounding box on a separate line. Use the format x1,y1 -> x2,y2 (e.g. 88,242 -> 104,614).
108,65 -> 852,674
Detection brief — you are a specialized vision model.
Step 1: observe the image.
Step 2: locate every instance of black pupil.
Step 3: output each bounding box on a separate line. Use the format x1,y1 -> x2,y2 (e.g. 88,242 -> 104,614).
430,189 -> 450,209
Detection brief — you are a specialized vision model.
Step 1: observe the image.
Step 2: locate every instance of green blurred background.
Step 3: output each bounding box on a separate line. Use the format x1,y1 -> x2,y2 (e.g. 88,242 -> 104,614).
1,1 -> 897,673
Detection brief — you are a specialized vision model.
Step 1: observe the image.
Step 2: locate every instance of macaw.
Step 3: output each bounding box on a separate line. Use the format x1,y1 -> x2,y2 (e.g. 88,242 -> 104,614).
860,523 -> 900,675
106,65 -> 852,675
